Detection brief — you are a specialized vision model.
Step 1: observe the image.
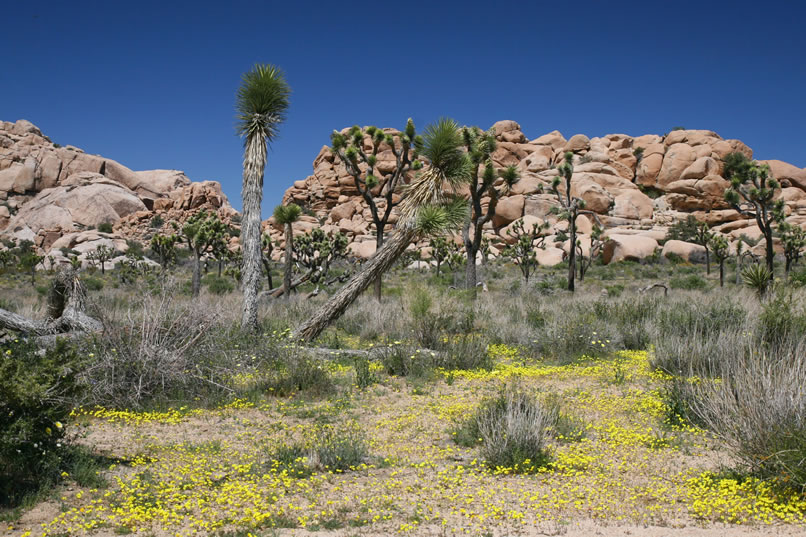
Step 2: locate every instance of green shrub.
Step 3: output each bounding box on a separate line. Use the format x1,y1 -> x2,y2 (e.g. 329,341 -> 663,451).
437,335 -> 492,371
149,215 -> 165,229
83,276 -> 104,291
670,274 -> 708,290
0,339 -> 85,506
203,274 -> 234,295
97,222 -> 113,233
353,355 -> 375,390
269,351 -> 333,396
307,424 -> 368,472
408,287 -> 452,348
378,343 -> 433,378
757,289 -> 806,348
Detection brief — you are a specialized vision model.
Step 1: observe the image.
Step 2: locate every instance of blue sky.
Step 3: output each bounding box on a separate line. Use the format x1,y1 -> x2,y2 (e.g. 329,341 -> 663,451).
3,1 -> 804,213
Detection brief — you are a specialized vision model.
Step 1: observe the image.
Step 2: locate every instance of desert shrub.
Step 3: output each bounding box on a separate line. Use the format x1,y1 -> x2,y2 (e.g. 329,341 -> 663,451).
0,339 -> 85,506
437,335 -> 493,371
262,443 -> 311,478
203,274 -> 235,295
149,214 -> 164,229
353,355 -> 375,390
476,384 -> 557,472
530,306 -> 614,363
268,350 -> 333,396
655,298 -> 746,340
81,284 -> 230,408
789,267 -> 806,287
378,342 -> 434,378
97,222 -> 113,233
757,289 -> 806,348
408,287 -> 453,348
83,276 -> 104,291
307,423 -> 368,472
670,274 -> 708,290
685,343 -> 806,489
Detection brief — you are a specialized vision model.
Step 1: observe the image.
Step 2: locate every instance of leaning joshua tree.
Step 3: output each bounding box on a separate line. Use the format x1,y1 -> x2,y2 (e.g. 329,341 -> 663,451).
330,121 -> 423,301
723,152 -> 782,277
236,63 -> 291,330
295,118 -> 470,342
273,203 -> 302,299
551,152 -> 584,292
460,126 -> 518,296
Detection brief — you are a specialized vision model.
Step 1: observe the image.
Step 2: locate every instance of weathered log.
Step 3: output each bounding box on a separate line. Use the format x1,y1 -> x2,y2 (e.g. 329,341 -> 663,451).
639,283 -> 669,297
0,268 -> 102,338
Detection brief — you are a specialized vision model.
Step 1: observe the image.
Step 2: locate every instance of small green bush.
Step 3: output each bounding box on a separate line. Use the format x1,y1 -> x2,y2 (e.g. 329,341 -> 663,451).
307,424 -> 368,472
149,215 -> 165,229
83,276 -> 104,291
203,274 -> 234,295
670,274 -> 708,290
97,222 -> 114,233
269,352 -> 333,396
0,339 -> 85,506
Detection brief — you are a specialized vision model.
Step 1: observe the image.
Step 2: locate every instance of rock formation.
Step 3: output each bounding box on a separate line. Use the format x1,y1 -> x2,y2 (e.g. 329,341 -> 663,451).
275,121 -> 806,265
0,120 -> 238,267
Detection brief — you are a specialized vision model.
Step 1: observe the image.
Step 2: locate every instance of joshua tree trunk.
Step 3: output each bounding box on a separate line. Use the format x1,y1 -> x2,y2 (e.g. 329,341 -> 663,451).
284,223 -> 293,300
736,256 -> 743,285
296,226 -> 417,342
705,247 -> 711,275
785,257 -> 792,278
463,218 -> 482,298
192,250 -> 202,297
567,217 -> 577,293
373,228 -> 384,301
240,134 -> 267,330
764,227 -> 775,277
719,260 -> 725,287
262,258 -> 274,290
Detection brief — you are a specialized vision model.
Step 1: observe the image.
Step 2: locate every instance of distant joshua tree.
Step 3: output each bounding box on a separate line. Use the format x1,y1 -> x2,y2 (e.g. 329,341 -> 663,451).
273,203 -> 302,299
329,120 -> 424,301
550,152 -> 584,292
236,63 -> 290,330
709,234 -> 730,287
723,152 -> 782,277
460,126 -> 519,296
182,210 -> 229,298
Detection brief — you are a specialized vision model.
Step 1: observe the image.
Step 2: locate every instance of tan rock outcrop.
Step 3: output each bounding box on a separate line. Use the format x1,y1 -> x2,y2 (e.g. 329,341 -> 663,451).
602,235 -> 659,264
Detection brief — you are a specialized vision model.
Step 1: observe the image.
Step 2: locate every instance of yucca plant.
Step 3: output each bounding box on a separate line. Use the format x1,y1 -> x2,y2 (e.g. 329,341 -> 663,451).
236,63 -> 291,329
742,263 -> 773,298
295,118 -> 470,341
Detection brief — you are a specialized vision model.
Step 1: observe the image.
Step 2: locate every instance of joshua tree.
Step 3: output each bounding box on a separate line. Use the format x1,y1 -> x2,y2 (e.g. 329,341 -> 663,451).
724,152 -> 782,276
150,233 -> 180,272
183,210 -> 229,297
295,118 -> 470,341
87,244 -> 115,275
273,203 -> 302,299
0,249 -> 13,271
15,240 -> 43,287
502,218 -> 549,282
460,126 -> 519,295
693,222 -> 714,275
330,121 -> 423,300
429,236 -> 450,276
261,232 -> 275,290
778,221 -> 806,278
550,152 -> 584,292
293,228 -> 348,285
709,234 -> 730,287
631,146 -> 644,183
236,63 -> 291,330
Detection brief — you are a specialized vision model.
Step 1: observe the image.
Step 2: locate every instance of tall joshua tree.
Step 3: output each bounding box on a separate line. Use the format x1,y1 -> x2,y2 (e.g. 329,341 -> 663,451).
236,63 -> 291,330
296,118 -> 470,342
330,121 -> 423,301
460,126 -> 518,296
273,203 -> 302,299
551,152 -> 584,292
723,152 -> 782,277
709,234 -> 730,287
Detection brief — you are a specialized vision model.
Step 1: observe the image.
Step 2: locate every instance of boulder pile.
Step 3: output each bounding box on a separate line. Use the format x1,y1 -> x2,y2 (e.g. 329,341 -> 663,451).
274,120 -> 806,264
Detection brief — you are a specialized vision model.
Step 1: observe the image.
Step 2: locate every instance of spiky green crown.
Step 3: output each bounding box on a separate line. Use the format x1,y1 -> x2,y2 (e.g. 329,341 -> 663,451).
235,64 -> 291,143
273,203 -> 302,225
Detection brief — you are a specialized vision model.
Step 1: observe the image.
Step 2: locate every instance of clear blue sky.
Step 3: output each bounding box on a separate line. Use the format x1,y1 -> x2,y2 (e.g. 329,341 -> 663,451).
3,1 -> 804,213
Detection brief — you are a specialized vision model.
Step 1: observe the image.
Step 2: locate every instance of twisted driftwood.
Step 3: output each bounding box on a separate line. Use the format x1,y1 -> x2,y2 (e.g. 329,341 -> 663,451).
0,268 -> 102,338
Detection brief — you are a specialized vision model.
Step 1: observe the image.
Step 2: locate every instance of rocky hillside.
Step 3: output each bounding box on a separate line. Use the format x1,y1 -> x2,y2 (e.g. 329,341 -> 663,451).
0,120 -> 238,266
276,120 -> 806,263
